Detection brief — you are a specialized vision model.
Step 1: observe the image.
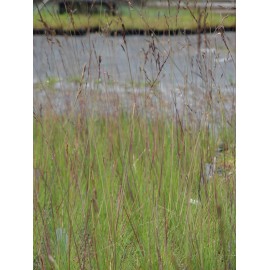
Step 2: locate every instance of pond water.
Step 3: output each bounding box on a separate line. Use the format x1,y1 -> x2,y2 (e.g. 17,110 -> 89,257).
34,32 -> 235,121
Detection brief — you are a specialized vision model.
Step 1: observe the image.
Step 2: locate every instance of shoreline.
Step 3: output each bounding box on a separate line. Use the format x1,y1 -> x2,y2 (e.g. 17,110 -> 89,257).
33,25 -> 235,36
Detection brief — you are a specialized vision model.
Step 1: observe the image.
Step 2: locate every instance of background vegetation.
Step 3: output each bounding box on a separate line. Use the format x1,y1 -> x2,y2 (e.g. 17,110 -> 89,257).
33,2 -> 236,32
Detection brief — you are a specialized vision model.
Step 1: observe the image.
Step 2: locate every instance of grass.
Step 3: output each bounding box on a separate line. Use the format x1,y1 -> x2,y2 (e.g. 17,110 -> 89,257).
33,5 -> 236,32
34,76 -> 60,91
34,104 -> 235,269
34,2 -> 236,269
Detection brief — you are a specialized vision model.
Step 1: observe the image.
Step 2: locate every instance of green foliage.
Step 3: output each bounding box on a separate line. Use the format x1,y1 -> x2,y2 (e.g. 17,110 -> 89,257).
33,5 -> 236,32
34,109 -> 235,269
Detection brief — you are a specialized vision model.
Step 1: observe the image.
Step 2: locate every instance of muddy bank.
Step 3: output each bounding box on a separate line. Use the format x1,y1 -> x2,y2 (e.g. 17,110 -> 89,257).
33,25 -> 235,36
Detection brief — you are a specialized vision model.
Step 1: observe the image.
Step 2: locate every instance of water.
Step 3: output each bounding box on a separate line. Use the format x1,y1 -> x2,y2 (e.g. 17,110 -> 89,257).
33,32 -> 235,119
